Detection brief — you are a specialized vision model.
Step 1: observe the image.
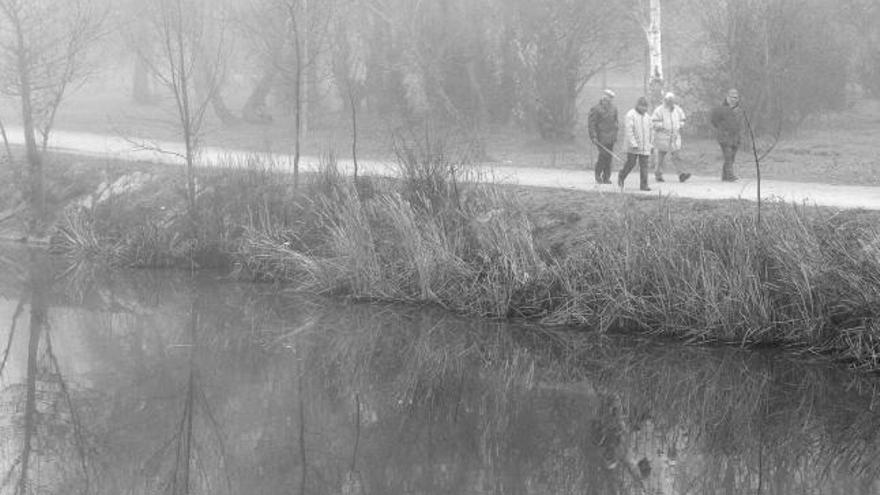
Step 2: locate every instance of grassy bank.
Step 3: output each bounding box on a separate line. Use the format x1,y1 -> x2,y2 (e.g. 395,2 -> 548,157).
15,146 -> 880,371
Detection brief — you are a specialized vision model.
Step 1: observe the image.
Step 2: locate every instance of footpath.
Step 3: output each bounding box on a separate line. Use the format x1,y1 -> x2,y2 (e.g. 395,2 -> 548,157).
7,127 -> 880,211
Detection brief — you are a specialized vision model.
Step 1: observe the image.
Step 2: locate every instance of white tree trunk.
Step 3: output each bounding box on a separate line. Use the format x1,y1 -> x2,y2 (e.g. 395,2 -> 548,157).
645,0 -> 663,104
648,0 -> 663,84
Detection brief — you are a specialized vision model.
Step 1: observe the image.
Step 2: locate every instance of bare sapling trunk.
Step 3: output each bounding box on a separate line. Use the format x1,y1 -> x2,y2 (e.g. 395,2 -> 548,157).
168,0 -> 199,224
0,116 -> 13,162
742,107 -> 763,226
136,0 -> 228,234
179,74 -> 198,224
302,0 -> 311,139
291,12 -> 303,188
20,85 -> 43,235
349,85 -> 358,180
15,39 -> 44,234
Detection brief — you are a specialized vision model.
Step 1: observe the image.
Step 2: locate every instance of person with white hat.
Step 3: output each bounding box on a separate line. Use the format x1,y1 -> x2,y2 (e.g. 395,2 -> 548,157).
651,92 -> 691,183
587,89 -> 619,184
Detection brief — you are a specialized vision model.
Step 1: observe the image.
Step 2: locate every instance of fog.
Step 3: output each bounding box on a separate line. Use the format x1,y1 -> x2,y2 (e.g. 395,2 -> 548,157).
0,0 -> 877,219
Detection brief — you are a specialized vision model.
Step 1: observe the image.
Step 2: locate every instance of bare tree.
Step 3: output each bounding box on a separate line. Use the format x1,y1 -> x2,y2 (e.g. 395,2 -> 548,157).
0,0 -> 105,235
281,0 -> 335,187
505,0 -> 637,140
120,0 -> 157,105
287,0 -> 306,188
237,0 -> 287,124
693,0 -> 846,132
331,1 -> 368,179
3,254 -> 94,495
839,0 -> 880,98
135,0 -> 229,222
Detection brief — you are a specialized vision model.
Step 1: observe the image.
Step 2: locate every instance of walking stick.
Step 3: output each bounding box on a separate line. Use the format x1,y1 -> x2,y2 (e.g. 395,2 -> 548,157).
594,141 -> 626,164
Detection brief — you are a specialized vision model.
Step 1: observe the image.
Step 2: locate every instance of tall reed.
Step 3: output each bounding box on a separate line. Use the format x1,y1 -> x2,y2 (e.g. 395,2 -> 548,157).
51,140 -> 880,369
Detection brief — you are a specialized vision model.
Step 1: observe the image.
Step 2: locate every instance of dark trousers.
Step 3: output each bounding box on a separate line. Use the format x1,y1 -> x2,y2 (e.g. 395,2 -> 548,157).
720,143 -> 738,180
594,142 -> 614,182
618,153 -> 649,189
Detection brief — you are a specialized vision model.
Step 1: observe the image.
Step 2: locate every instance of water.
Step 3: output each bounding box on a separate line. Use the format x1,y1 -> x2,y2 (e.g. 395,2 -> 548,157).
1,249 -> 880,495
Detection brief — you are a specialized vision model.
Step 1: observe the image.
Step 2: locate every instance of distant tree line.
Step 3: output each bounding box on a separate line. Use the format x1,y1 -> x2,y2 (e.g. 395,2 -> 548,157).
121,0 -> 641,141
118,0 -> 866,139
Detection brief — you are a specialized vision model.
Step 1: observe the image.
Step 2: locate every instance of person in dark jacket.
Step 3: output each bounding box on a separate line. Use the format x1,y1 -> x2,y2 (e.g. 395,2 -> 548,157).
709,88 -> 743,182
588,89 -> 619,184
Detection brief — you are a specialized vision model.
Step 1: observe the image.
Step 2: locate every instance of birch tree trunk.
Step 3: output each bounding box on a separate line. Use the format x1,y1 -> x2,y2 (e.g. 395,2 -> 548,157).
647,0 -> 663,103
647,0 -> 663,83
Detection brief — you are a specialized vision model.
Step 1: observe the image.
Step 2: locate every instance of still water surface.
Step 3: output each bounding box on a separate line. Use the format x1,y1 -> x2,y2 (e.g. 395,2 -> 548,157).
1,250 -> 880,494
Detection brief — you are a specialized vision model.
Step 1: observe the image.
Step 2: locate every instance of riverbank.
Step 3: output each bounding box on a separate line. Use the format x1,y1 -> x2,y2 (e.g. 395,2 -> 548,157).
2,149 -> 879,371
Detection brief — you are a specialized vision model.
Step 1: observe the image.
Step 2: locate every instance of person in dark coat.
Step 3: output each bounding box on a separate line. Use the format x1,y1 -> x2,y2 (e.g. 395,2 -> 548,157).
588,89 -> 619,184
709,88 -> 744,182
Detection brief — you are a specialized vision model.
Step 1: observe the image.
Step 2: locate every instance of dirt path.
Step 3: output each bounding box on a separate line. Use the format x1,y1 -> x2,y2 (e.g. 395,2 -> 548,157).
9,127 -> 880,211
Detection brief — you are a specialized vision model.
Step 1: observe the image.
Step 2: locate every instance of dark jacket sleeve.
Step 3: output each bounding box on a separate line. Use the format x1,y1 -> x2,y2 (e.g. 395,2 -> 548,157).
610,108 -> 619,140
587,106 -> 598,142
709,106 -> 722,129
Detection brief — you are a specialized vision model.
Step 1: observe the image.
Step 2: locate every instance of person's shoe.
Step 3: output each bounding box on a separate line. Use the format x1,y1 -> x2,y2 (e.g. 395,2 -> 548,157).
601,179 -> 613,184
655,175 -> 665,182
678,173 -> 691,183
640,186 -> 652,191
617,176 -> 624,188
722,175 -> 739,182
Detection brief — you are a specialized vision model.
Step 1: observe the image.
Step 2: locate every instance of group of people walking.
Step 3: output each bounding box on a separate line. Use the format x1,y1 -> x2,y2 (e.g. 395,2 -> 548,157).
587,88 -> 744,190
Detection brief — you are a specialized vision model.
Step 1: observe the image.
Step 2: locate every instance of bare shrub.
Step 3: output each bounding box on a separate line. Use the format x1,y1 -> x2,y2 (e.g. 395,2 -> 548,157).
503,0 -> 634,140
390,121 -> 481,215
682,0 -> 847,134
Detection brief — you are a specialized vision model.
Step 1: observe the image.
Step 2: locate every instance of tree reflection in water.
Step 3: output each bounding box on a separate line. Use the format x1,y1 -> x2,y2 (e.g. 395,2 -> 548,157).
1,252 -> 92,495
283,303 -> 880,494
1,251 -> 880,494
146,295 -> 233,495
0,255 -> 236,495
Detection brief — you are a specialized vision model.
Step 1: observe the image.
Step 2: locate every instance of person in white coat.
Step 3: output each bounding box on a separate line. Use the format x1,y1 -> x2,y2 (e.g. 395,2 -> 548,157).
617,97 -> 654,191
652,92 -> 691,183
